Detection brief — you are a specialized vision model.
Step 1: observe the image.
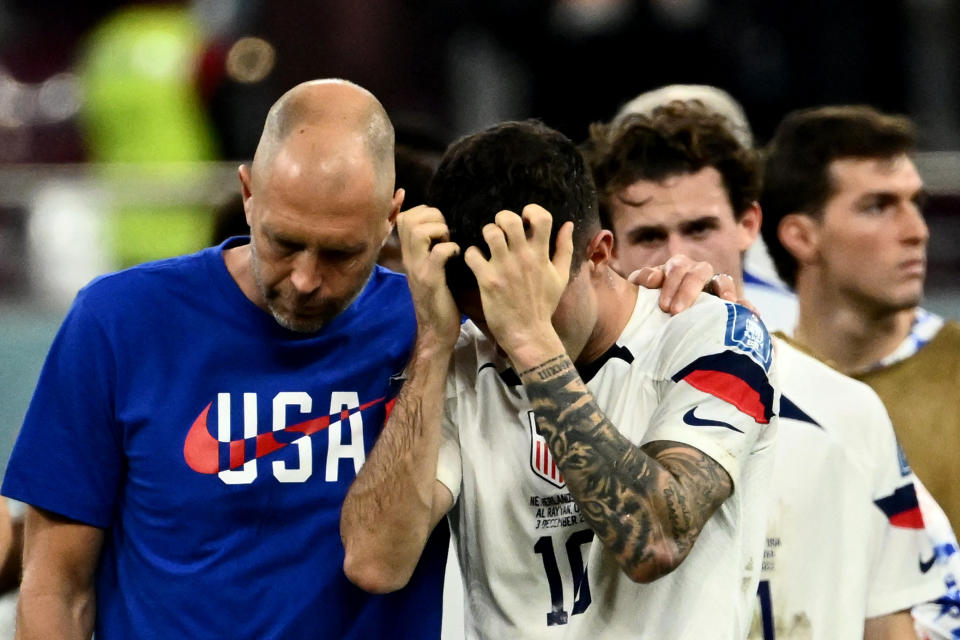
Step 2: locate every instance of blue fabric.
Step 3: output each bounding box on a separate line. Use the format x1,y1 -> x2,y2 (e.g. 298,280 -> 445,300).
3,238 -> 447,639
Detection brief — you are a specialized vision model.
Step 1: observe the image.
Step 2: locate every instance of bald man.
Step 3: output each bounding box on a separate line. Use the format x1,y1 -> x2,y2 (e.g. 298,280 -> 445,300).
2,79 -> 450,639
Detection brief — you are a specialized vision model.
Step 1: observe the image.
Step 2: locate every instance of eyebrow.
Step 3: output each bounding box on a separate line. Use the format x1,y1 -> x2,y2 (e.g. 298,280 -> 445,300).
854,187 -> 927,206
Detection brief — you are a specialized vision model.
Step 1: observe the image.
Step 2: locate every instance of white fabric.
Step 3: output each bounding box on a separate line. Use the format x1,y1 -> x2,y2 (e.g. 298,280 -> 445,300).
912,482 -> 960,639
438,289 -> 778,639
872,307 -> 945,370
748,340 -> 946,639
743,273 -> 798,335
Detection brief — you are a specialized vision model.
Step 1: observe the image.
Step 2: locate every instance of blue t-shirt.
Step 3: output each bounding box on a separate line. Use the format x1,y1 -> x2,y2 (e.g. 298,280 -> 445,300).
3,238 -> 448,639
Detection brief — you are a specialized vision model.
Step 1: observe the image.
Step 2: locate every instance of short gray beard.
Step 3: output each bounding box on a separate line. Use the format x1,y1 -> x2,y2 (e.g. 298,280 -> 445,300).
250,236 -> 373,334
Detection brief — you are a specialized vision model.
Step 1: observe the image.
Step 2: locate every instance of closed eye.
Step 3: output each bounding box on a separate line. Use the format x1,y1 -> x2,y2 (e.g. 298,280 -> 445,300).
269,234 -> 304,255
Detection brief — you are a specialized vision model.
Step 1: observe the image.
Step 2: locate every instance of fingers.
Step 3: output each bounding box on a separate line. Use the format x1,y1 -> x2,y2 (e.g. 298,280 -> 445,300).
705,273 -> 737,303
464,206 -> 571,289
463,245 -> 490,282
482,222 -> 509,260
648,255 -> 716,315
430,241 -> 461,266
628,266 -> 666,288
397,205 -> 461,272
552,221 -> 574,279
522,204 -> 554,254
397,206 -> 449,252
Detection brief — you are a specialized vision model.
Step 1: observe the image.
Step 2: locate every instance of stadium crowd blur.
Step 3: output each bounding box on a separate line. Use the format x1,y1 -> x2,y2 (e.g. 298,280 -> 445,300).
1,0 -> 960,636
1,0 -> 959,300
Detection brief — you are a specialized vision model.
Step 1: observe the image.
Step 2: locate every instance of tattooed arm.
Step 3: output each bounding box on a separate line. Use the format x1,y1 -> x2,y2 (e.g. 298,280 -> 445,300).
464,205 -> 733,582
520,354 -> 732,583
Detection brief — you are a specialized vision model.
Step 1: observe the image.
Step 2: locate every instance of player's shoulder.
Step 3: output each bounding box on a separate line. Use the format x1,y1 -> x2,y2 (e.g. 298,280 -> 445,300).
653,293 -> 774,375
932,320 -> 960,351
362,265 -> 414,313
370,263 -> 412,291
77,246 -> 215,310
776,338 -> 898,466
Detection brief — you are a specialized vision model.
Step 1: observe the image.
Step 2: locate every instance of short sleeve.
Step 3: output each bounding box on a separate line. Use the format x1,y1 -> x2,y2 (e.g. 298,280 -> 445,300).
643,301 -> 778,487
863,401 -> 948,617
435,361 -> 463,502
1,288 -> 125,528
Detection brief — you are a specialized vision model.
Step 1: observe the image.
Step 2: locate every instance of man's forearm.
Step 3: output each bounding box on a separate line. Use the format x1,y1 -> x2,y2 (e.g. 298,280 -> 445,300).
16,591 -> 95,640
520,354 -> 730,583
340,333 -> 452,593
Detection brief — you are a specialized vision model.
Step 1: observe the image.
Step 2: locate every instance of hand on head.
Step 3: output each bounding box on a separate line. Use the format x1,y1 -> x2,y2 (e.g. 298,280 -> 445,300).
461,205 -> 573,355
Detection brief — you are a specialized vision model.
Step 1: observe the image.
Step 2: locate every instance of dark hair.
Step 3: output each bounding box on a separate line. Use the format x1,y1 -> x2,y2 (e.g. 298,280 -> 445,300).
427,120 -> 599,295
584,100 -> 760,231
761,105 -> 917,288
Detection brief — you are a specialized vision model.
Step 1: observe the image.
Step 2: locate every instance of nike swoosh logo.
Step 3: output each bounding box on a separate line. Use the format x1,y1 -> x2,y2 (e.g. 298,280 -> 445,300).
184,397 -> 387,474
919,552 -> 936,574
682,407 -> 743,433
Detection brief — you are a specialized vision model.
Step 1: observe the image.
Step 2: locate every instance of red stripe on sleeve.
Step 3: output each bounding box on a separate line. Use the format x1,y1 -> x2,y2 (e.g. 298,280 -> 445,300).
682,370 -> 769,424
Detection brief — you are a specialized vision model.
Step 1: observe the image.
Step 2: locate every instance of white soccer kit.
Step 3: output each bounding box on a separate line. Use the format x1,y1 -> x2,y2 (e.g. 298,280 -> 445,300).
748,339 -> 946,639
437,289 -> 779,639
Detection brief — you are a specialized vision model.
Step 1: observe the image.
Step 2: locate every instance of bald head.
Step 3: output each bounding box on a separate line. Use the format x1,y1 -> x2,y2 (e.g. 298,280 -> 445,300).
233,80 -> 405,333
251,79 -> 396,197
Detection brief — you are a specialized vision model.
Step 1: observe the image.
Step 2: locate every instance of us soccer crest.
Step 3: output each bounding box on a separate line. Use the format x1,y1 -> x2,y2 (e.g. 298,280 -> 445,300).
527,411 -> 565,488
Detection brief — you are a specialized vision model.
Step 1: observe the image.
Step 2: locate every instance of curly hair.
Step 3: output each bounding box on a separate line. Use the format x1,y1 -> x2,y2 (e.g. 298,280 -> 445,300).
583,100 -> 761,231
427,120 -> 599,295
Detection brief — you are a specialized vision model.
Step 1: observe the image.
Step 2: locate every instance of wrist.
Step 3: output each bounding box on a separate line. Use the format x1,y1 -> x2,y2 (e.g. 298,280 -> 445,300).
414,328 -> 458,359
502,331 -> 566,372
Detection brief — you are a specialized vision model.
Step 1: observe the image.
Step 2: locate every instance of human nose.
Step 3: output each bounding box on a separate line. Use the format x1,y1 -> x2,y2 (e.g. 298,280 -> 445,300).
289,252 -> 322,294
666,234 -> 692,258
900,203 -> 929,246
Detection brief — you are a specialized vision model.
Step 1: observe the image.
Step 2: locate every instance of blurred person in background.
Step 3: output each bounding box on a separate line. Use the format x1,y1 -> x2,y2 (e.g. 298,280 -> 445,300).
585,100 -> 952,638
1,79 -> 450,640
762,104 -> 960,636
76,3 -> 218,267
762,107 -> 960,529
610,83 -> 798,332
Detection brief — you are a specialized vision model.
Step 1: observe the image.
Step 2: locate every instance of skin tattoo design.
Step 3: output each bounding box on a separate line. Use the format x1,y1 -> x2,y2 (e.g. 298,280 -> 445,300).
521,354 -> 732,575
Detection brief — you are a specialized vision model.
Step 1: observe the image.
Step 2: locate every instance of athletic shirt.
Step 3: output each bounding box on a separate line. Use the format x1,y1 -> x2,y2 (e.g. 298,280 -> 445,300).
1,238 -> 448,639
438,288 -> 778,639
748,338 -> 945,639
854,321 -> 960,534
743,271 -> 798,335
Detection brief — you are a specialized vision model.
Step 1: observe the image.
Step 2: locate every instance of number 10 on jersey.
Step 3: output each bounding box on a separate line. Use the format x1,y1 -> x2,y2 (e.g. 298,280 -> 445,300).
535,529 -> 595,626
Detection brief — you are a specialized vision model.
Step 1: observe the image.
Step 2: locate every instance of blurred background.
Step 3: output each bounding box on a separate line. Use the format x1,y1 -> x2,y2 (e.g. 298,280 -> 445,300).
1,0 -> 959,478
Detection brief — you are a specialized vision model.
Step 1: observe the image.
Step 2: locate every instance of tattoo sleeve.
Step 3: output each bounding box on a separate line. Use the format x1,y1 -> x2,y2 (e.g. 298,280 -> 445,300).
521,354 -> 733,581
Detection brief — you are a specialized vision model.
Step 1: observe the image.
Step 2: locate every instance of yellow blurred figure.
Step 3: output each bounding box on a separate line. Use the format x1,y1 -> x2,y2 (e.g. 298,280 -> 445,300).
78,4 -> 217,267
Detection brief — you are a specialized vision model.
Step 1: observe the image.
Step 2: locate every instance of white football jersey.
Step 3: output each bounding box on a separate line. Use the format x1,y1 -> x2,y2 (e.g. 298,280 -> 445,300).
437,289 -> 779,639
743,272 -> 797,335
748,339 -> 946,639
912,482 -> 960,639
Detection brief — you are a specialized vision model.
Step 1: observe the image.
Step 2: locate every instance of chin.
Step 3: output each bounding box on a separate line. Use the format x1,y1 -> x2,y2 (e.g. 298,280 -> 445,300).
272,311 -> 328,334
878,289 -> 924,314
268,301 -> 343,334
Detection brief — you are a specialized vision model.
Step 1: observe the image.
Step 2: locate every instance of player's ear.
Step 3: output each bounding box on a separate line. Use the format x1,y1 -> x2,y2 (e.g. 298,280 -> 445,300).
585,229 -> 615,273
778,212 -> 819,265
382,188 -> 405,244
389,188 -> 405,224
238,164 -> 254,227
737,202 -> 762,253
